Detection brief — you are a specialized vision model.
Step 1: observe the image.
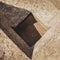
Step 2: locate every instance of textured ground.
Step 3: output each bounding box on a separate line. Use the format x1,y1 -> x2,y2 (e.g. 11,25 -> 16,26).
0,29 -> 30,60
0,0 -> 60,60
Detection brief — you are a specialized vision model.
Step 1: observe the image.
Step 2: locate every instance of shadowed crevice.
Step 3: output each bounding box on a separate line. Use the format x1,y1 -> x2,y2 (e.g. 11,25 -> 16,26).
0,2 -> 43,59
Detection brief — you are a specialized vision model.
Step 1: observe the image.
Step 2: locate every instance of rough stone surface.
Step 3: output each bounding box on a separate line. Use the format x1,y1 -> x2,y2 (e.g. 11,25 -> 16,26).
0,0 -> 60,29
0,29 -> 30,60
0,0 -> 60,60
32,22 -> 60,60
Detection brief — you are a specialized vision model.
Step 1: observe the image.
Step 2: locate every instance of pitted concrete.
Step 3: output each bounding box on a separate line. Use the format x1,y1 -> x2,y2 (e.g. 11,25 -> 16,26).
0,0 -> 60,60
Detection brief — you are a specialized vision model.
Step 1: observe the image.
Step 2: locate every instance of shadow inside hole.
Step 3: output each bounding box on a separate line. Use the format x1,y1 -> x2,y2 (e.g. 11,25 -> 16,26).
0,2 -> 42,58
12,14 -> 41,47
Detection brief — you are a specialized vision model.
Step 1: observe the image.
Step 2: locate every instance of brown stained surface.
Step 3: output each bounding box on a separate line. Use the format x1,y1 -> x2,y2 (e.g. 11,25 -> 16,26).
1,0 -> 59,60
0,29 -> 30,60
0,2 -> 44,58
13,14 -> 41,47
0,2 -> 30,27
0,2 -> 31,58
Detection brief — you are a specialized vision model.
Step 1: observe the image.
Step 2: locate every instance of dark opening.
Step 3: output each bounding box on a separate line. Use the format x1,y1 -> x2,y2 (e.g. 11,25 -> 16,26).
0,2 -> 46,58
12,14 -> 41,47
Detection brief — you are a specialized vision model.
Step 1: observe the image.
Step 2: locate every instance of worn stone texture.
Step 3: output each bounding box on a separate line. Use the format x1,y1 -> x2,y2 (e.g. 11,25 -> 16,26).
0,0 -> 60,60
50,0 -> 60,10
32,21 -> 60,60
0,29 -> 30,60
0,0 -> 60,29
